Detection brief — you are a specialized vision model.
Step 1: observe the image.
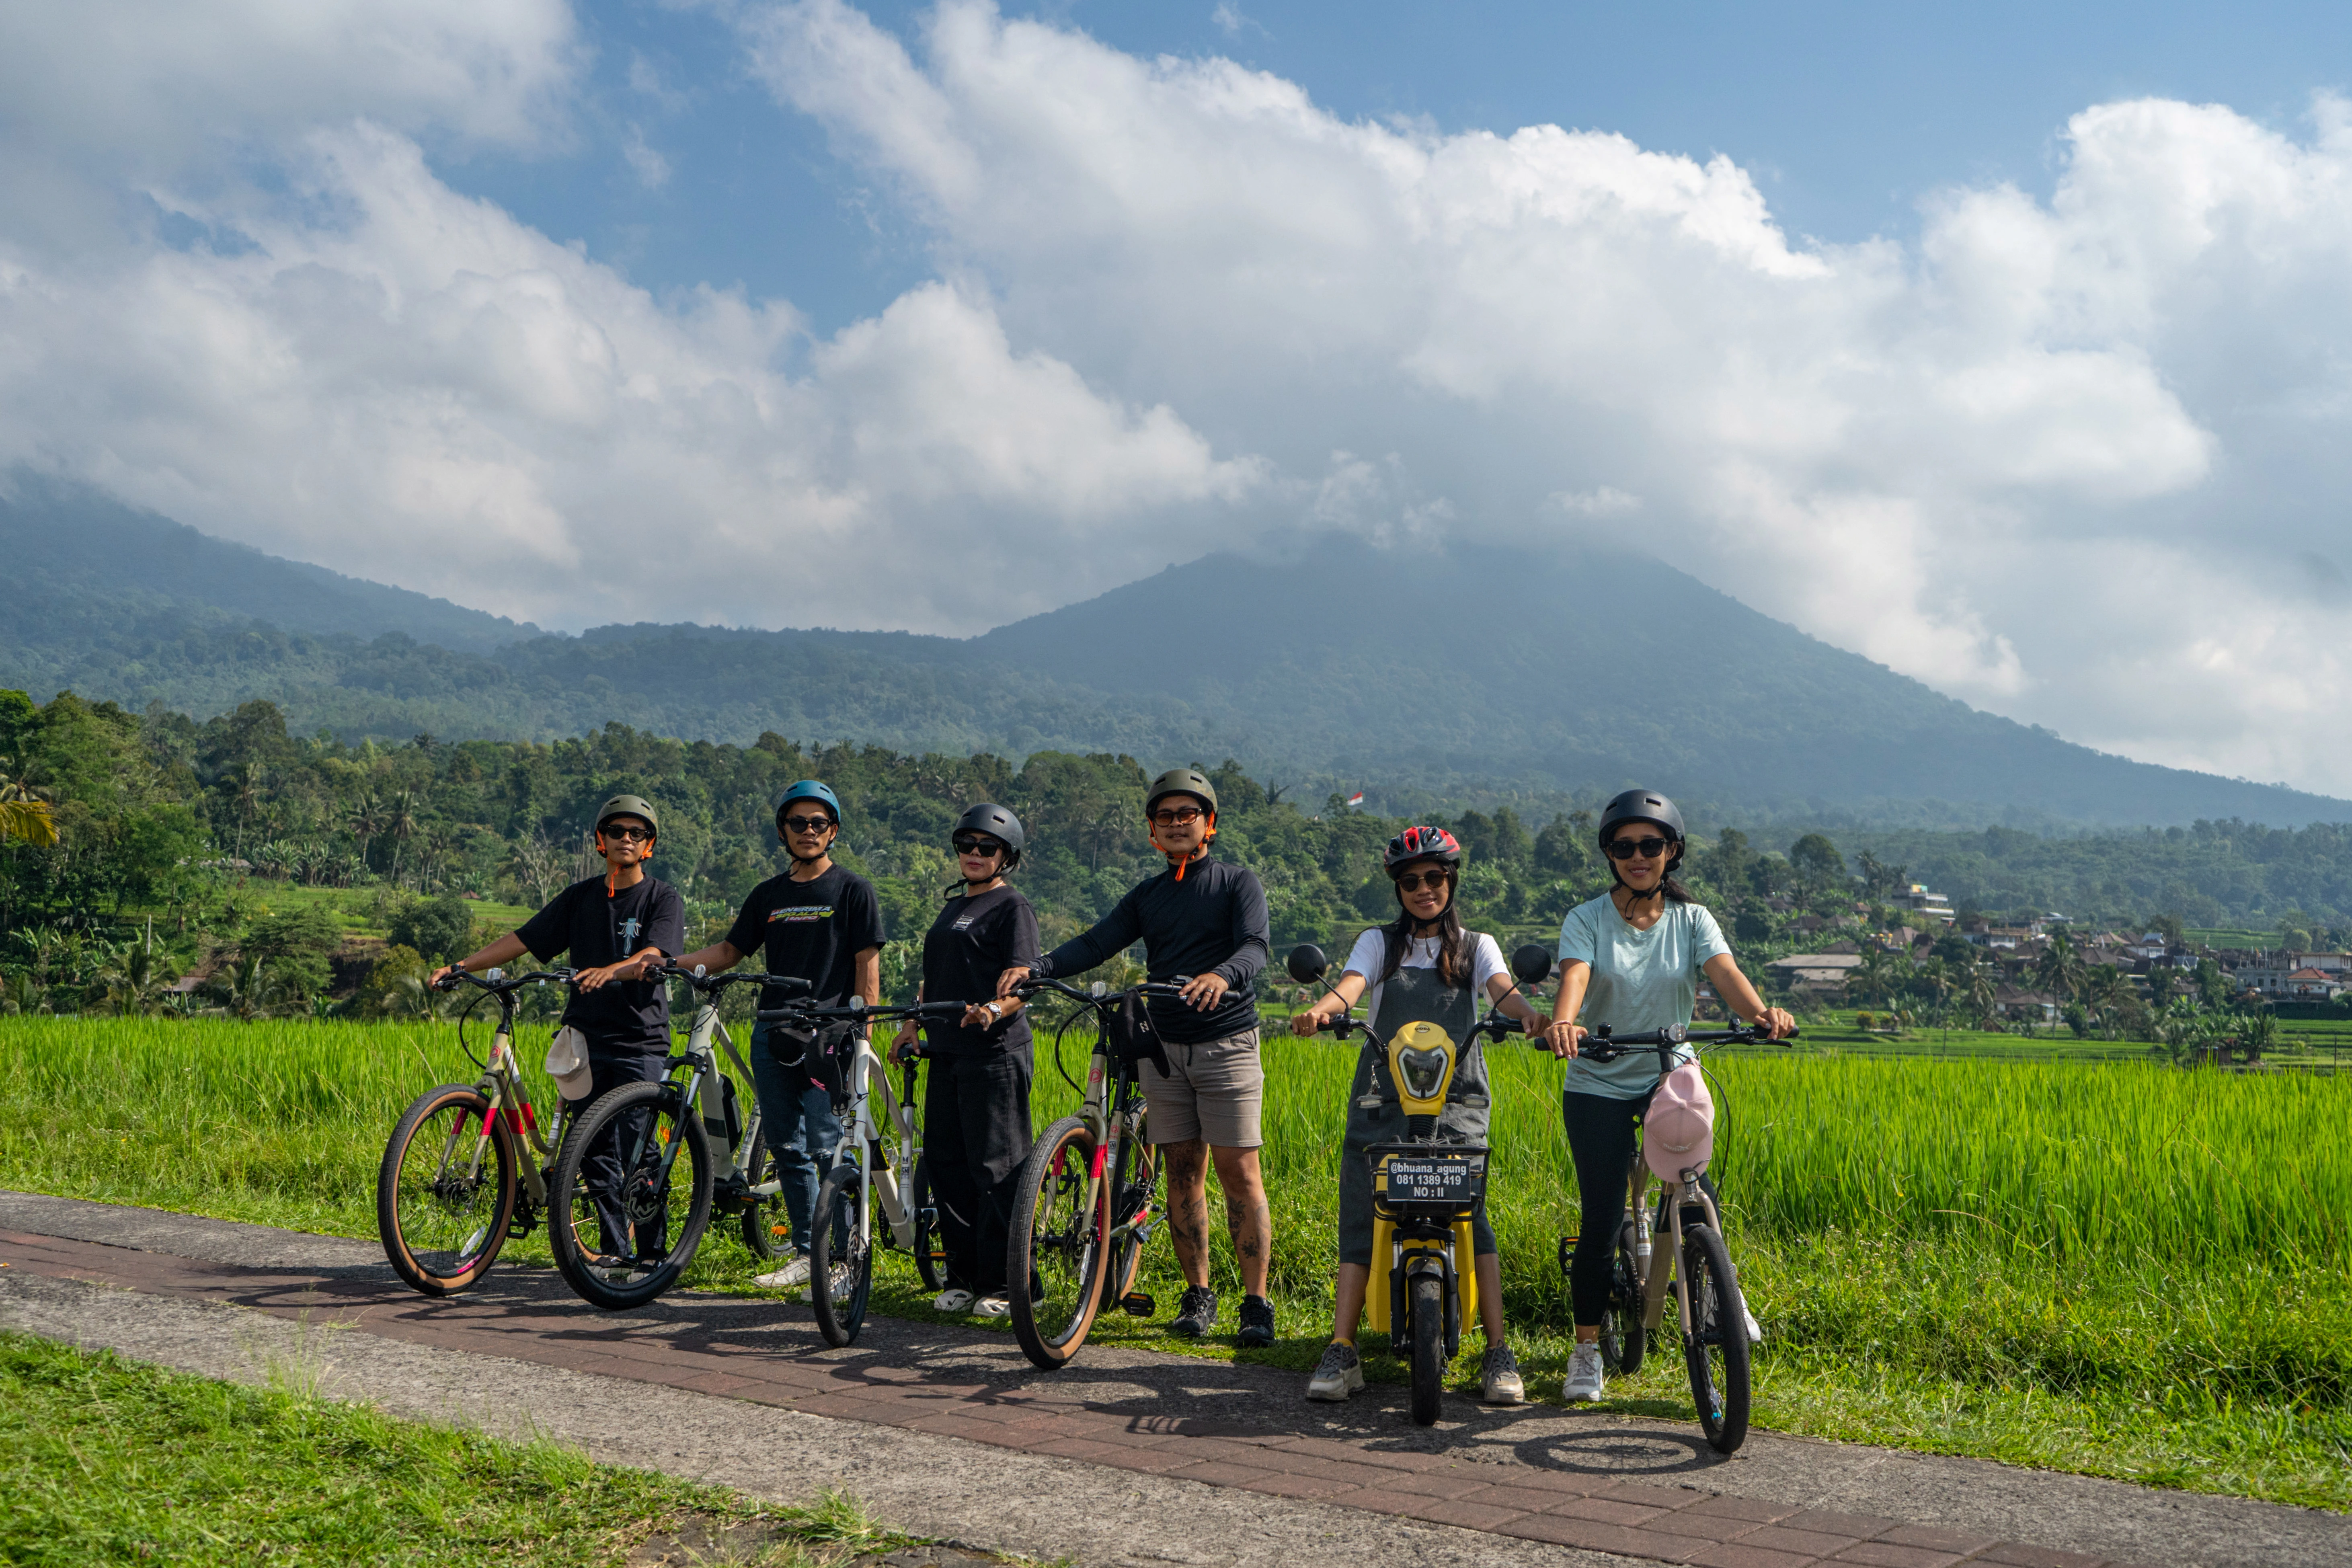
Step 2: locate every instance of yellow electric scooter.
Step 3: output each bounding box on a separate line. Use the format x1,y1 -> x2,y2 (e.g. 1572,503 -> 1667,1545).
1288,942 -> 1554,1425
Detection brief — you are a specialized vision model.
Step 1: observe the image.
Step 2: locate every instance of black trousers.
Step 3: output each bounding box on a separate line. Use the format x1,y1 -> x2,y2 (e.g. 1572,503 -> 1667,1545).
569,1051 -> 668,1258
1562,1088 -> 1721,1327
924,1050 -> 1033,1294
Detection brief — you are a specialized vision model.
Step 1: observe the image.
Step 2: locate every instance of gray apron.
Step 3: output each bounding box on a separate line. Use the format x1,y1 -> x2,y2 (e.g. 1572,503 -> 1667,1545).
1337,955 -> 1496,1264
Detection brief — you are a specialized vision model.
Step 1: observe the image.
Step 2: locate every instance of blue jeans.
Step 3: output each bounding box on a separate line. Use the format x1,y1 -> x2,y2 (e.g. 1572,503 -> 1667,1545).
751,1022 -> 846,1256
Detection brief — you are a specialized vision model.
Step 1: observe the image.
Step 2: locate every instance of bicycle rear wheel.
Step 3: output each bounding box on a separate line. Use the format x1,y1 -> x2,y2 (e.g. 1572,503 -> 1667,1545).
738,1130 -> 792,1262
1680,1223 -> 1751,1453
1601,1216 -> 1646,1375
378,1084 -> 518,1296
809,1163 -> 874,1346
911,1154 -> 948,1293
547,1081 -> 712,1311
1006,1116 -> 1107,1370
1105,1122 -> 1156,1303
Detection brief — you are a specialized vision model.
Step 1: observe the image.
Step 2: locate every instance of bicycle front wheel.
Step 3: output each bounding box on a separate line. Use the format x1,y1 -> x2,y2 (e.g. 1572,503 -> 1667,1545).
378,1085 -> 518,1296
1006,1116 -> 1107,1370
547,1081 -> 713,1311
809,1164 -> 873,1346
1408,1273 -> 1446,1427
1680,1223 -> 1751,1453
1601,1216 -> 1646,1375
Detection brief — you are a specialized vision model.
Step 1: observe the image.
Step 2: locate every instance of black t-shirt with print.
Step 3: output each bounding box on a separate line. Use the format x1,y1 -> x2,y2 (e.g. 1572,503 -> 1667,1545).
725,864 -> 887,1015
515,874 -> 685,1055
919,885 -> 1041,1059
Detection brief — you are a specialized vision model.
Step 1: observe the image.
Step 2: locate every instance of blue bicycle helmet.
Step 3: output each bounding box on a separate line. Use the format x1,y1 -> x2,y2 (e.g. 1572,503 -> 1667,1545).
773,780 -> 843,829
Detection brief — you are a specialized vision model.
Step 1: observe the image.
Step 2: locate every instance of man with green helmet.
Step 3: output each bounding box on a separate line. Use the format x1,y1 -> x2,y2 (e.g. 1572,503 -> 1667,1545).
995,766 -> 1275,1346
672,779 -> 886,1291
435,794 -> 684,1267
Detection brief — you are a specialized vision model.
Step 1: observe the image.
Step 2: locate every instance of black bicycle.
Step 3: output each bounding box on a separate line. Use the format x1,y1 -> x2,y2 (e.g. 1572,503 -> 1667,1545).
999,977 -> 1187,1370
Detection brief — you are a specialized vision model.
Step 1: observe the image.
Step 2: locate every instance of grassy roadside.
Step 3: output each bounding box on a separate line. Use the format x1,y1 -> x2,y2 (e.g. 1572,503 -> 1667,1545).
4,1016 -> 2348,1512
0,1332 -> 917,1566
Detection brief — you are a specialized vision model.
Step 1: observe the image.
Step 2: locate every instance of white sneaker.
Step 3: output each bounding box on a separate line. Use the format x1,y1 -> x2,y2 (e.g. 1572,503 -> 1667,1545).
1743,1303 -> 1763,1344
754,1256 -> 811,1289
1563,1342 -> 1606,1402
1305,1341 -> 1364,1402
932,1287 -> 976,1313
971,1293 -> 1012,1318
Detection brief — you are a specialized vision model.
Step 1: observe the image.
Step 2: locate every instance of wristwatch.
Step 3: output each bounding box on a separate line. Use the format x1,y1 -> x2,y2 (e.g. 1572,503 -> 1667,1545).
983,1000 -> 1004,1021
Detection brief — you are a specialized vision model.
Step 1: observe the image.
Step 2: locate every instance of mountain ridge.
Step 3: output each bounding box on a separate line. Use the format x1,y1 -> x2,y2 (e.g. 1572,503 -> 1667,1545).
6,483 -> 2344,829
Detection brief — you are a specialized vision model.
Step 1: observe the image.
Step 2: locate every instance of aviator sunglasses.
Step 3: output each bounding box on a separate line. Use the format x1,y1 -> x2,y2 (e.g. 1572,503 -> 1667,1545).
1605,835 -> 1673,861
1394,868 -> 1452,892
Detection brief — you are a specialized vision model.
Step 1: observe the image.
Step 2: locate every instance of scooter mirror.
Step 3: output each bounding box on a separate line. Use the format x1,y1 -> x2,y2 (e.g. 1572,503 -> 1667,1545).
1510,944 -> 1553,986
1286,944 -> 1328,984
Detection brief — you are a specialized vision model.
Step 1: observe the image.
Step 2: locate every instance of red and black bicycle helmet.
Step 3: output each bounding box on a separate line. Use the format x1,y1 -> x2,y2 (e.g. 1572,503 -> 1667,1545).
1384,825 -> 1463,873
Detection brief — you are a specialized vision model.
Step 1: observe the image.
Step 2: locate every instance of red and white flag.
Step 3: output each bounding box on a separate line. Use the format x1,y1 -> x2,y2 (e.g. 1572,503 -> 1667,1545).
1344,791 -> 1365,807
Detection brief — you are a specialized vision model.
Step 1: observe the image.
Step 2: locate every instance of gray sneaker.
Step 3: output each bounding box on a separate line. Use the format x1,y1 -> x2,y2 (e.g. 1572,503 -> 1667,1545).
1480,1342 -> 1525,1405
1563,1341 -> 1606,1402
1305,1341 -> 1364,1402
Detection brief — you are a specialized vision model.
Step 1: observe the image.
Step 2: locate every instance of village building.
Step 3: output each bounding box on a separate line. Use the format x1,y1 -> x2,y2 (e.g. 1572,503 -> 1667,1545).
1888,883 -> 1956,924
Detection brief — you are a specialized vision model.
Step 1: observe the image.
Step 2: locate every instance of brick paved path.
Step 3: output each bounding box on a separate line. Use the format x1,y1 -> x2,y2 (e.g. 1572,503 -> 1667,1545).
4,1197 -> 2329,1568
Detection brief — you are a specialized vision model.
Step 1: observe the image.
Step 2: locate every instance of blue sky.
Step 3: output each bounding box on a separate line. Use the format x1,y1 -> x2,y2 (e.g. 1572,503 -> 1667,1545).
455,1 -> 2352,332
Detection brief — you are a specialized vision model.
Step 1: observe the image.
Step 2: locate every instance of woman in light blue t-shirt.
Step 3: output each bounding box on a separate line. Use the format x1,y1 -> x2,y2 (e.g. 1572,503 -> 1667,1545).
1535,789 -> 1791,1406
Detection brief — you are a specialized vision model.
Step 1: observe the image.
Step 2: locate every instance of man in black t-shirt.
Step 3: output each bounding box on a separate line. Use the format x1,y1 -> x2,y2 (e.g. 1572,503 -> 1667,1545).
671,779 -> 885,1290
436,794 -> 684,1262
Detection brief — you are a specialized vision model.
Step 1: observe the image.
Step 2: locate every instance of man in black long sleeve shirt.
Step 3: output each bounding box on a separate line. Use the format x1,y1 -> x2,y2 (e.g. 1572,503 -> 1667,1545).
998,768 -> 1277,1346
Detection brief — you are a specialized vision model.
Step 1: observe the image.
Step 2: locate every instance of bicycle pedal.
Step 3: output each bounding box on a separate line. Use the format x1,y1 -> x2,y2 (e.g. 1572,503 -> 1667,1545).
1119,1291 -> 1155,1317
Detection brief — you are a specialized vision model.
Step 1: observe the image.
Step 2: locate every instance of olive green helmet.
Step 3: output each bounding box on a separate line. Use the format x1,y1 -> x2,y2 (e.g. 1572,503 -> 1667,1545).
1145,767 -> 1217,817
595,793 -> 659,838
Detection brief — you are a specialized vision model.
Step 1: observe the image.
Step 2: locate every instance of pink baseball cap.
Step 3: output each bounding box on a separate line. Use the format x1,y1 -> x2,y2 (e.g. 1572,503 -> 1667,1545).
1644,1061 -> 1714,1181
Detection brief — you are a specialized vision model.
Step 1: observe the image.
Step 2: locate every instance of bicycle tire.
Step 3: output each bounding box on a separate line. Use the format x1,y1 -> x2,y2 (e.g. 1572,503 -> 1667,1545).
809,1164 -> 874,1346
1408,1273 -> 1446,1427
1680,1223 -> 1751,1453
1006,1116 -> 1107,1370
739,1129 -> 792,1262
1105,1127 -> 1157,1302
1601,1216 -> 1646,1375
378,1084 -> 518,1296
912,1155 -> 948,1293
546,1081 -> 713,1311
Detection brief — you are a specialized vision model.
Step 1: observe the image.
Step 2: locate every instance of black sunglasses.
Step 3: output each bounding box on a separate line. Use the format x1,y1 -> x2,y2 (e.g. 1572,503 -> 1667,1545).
1605,835 -> 1673,861
1394,868 -> 1452,891
780,814 -> 836,835
1150,805 -> 1205,826
599,823 -> 653,843
952,834 -> 1005,856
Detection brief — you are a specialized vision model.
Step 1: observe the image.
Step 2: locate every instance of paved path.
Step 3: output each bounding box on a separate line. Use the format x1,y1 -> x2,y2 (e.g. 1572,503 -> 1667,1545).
2,1192 -> 2342,1568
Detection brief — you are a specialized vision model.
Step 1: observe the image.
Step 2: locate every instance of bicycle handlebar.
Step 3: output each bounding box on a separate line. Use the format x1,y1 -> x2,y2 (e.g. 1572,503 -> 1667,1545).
1011,975 -> 1195,1005
1572,1021 -> 1799,1064
433,966 -> 573,994
649,963 -> 811,997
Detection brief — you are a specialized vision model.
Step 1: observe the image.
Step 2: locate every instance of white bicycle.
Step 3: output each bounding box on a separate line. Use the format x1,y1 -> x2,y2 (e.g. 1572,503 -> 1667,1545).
756,993 -> 964,1346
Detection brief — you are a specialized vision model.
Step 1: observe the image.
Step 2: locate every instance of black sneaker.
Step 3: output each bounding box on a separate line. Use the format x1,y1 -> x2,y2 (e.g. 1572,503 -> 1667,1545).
1171,1285 -> 1219,1336
1236,1294 -> 1276,1348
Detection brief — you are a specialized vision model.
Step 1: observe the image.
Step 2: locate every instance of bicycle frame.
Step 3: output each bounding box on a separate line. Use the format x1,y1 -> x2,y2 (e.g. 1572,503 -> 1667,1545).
443,970 -> 573,1228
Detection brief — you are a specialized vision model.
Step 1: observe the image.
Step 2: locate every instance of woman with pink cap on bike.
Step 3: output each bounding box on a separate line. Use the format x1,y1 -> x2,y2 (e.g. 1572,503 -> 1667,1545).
1536,789 -> 1791,1405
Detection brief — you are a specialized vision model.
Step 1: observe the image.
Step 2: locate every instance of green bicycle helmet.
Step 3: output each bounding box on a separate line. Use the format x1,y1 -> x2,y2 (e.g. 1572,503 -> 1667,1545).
595,794 -> 659,837
1145,767 -> 1217,817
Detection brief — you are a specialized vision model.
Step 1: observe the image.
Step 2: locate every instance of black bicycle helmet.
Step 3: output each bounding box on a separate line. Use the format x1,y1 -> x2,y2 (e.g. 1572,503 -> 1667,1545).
1384,825 -> 1462,873
954,802 -> 1025,862
1597,788 -> 1686,886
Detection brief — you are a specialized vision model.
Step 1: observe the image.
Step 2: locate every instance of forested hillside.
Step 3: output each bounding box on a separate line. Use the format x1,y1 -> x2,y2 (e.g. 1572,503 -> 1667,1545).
10,687 -> 2352,1020
8,481 -> 2345,830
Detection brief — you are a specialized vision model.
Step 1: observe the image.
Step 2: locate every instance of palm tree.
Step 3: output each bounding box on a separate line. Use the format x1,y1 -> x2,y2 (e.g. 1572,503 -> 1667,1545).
2033,933 -> 2085,1007
0,798 -> 57,845
345,793 -> 383,872
207,954 -> 287,1022
231,761 -> 269,860
1845,944 -> 1906,1010
384,790 -> 421,887
2081,965 -> 2132,1039
1915,956 -> 1955,1037
1964,958 -> 2000,1028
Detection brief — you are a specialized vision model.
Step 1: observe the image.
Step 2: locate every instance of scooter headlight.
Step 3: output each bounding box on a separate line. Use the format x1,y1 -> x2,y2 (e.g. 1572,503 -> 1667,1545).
1396,1044 -> 1449,1101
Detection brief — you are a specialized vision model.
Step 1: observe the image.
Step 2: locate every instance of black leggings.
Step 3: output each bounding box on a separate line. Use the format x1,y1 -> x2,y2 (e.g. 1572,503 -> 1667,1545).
1563,1089 -> 1721,1326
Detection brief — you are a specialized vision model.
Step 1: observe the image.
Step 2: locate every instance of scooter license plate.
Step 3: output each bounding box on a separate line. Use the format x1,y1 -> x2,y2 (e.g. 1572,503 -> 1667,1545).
1383,1154 -> 1479,1203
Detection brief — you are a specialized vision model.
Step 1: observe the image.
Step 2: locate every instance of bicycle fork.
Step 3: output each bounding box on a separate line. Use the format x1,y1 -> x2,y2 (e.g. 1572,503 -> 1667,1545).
1638,1171 -> 1724,1337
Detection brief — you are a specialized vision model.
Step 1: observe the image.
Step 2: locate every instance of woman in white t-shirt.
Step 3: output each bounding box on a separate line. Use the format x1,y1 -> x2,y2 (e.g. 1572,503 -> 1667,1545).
1537,789 -> 1792,1407
1290,825 -> 1548,1408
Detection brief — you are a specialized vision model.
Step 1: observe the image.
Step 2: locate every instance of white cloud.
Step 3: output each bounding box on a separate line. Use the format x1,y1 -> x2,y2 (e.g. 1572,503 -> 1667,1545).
622,125 -> 671,188
0,123 -> 1260,632
8,0 -> 2352,793
731,0 -> 2352,790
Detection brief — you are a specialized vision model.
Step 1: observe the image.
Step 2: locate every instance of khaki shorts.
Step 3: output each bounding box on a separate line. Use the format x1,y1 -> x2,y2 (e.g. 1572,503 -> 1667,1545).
1141,1026 -> 1263,1148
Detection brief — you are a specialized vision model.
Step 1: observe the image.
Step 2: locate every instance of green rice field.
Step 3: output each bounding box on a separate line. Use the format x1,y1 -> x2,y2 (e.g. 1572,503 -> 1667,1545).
1,1015 -> 2346,1510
